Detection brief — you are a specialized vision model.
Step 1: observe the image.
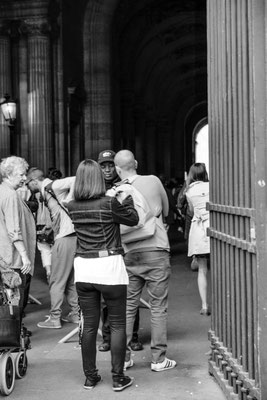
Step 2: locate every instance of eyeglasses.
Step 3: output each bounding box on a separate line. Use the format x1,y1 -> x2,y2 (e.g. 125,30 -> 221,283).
26,178 -> 38,186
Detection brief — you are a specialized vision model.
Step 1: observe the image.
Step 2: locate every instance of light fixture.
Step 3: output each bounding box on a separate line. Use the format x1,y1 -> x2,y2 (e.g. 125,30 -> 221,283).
0,94 -> 17,126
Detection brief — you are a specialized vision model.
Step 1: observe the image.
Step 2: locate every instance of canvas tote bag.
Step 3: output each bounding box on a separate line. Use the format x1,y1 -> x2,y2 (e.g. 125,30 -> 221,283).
106,182 -> 157,243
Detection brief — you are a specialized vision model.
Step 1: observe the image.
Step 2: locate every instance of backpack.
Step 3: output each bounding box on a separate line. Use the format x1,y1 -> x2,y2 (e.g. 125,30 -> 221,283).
106,181 -> 157,244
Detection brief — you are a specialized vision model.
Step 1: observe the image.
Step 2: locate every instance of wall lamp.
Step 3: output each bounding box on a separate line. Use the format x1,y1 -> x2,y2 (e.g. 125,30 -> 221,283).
0,94 -> 17,126
0,94 -> 17,153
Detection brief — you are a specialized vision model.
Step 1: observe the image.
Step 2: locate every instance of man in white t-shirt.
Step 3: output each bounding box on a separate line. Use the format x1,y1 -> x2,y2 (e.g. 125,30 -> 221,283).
30,175 -> 79,329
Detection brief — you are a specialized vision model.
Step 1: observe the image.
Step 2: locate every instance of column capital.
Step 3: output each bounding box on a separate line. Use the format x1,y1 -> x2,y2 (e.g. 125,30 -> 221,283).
21,18 -> 52,36
0,21 -> 11,37
0,20 -> 25,41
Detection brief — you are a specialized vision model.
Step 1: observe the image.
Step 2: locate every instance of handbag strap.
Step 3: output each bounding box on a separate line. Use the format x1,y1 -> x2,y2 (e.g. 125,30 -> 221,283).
123,176 -> 162,219
44,183 -> 70,217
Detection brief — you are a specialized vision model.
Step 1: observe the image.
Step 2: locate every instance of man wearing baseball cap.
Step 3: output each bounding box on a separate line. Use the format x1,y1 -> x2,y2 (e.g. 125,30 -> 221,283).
97,150 -> 120,189
97,149 -> 143,353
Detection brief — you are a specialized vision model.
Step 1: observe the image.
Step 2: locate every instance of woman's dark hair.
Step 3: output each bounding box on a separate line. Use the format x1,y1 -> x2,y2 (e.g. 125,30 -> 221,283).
47,167 -> 62,180
186,163 -> 209,188
74,159 -> 106,200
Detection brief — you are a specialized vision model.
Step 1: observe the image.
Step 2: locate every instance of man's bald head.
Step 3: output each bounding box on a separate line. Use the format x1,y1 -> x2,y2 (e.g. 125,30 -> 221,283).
114,150 -> 137,179
114,150 -> 137,170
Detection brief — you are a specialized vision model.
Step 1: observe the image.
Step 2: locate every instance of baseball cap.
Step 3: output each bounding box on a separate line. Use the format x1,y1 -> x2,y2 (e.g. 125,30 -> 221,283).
98,150 -> 115,164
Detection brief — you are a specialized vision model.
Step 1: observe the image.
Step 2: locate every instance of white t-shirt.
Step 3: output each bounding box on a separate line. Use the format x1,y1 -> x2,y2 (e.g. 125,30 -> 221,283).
74,254 -> 129,285
41,177 -> 75,240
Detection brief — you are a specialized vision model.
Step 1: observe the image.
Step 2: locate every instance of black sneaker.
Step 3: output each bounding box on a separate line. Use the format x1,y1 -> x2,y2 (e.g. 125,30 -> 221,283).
130,339 -> 143,351
113,376 -> 134,392
83,375 -> 101,390
98,341 -> 110,351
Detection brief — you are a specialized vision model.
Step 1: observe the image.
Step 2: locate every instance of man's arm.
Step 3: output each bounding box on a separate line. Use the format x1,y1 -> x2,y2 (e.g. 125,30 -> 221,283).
50,176 -> 76,203
51,176 -> 75,194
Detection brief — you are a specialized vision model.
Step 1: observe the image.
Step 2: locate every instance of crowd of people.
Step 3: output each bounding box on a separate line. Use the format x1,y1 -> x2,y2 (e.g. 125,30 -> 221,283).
0,150 -> 210,392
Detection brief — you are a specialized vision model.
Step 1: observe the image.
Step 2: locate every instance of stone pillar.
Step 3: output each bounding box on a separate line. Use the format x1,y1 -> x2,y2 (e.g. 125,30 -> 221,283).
145,114 -> 156,174
51,27 -> 65,175
17,34 -> 29,159
156,116 -> 170,176
120,87 -> 135,151
134,101 -> 147,173
0,24 -> 12,157
24,18 -> 54,171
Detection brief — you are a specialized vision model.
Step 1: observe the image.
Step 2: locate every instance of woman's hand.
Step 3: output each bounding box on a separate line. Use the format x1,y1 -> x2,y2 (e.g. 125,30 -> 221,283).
44,265 -> 51,283
116,190 -> 133,204
20,254 -> 31,274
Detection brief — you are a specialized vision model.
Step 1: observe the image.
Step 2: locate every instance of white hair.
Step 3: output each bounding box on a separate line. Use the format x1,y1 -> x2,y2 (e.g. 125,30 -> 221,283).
0,156 -> 29,178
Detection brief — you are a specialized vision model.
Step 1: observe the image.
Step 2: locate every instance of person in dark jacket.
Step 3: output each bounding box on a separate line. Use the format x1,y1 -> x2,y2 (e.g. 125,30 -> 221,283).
66,159 -> 139,392
98,150 -> 120,189
97,150 -> 143,352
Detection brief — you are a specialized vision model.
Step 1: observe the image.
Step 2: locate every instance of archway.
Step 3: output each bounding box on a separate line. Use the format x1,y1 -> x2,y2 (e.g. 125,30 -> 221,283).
194,118 -> 209,174
83,0 -> 207,178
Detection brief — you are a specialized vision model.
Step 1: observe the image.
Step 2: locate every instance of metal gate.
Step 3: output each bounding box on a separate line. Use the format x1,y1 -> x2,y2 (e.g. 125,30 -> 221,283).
207,1 -> 267,399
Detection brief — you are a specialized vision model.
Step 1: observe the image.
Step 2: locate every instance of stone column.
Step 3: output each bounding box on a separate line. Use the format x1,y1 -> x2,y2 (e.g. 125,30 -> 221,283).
120,87 -> 135,150
145,114 -> 156,174
156,116 -> 170,175
0,24 -> 12,157
134,101 -> 147,173
23,18 -> 54,171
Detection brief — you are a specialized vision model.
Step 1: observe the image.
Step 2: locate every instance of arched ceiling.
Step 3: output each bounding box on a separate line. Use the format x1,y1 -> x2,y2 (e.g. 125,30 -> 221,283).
113,0 -> 207,130
79,0 -> 207,176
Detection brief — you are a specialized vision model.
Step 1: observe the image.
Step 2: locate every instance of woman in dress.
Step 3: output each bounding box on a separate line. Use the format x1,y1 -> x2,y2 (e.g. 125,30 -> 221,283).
65,159 -> 139,392
185,163 -> 210,315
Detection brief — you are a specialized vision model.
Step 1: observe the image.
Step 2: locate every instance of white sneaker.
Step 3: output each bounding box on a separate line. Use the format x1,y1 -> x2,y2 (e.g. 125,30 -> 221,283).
124,359 -> 134,371
151,357 -> 176,372
37,316 -> 62,329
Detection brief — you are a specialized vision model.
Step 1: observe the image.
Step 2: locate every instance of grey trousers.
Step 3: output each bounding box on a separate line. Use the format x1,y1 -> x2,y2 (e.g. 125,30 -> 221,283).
49,235 -> 79,318
124,250 -> 171,363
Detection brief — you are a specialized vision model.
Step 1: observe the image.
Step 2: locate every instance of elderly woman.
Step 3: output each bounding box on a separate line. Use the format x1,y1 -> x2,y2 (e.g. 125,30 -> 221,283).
0,156 -> 36,315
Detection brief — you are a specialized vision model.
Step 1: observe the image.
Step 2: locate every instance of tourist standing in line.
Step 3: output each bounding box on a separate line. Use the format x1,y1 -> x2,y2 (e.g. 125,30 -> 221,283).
185,162 -> 210,315
97,149 -> 143,352
66,159 -> 139,391
32,174 -> 79,328
0,156 -> 36,317
114,150 -> 176,372
25,167 -> 53,283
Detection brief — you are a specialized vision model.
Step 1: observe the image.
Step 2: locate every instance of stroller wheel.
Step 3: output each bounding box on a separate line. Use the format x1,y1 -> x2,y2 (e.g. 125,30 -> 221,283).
15,351 -> 28,379
0,352 -> 15,395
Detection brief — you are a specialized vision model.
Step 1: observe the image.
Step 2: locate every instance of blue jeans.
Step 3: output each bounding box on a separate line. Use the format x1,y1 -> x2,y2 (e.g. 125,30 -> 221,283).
76,282 -> 127,379
124,250 -> 171,363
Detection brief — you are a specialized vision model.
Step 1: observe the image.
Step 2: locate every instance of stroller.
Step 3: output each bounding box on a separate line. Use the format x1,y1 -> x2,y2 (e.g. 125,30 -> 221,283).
0,263 -> 31,396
